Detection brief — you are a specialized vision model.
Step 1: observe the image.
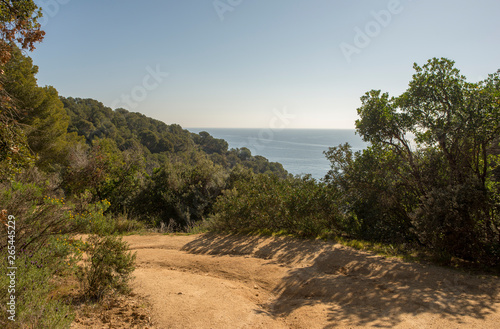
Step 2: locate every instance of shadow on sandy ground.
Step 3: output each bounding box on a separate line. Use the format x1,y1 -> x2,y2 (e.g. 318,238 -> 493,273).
182,233 -> 500,328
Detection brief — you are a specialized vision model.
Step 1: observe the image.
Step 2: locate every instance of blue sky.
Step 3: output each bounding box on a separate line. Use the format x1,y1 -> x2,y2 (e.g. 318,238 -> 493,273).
30,0 -> 500,128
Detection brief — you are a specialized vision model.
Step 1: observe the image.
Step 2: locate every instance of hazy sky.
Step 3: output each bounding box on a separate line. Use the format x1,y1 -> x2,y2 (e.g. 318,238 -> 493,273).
30,0 -> 500,129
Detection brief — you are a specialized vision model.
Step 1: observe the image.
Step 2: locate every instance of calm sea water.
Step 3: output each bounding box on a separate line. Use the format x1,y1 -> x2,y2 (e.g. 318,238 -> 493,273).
188,128 -> 368,180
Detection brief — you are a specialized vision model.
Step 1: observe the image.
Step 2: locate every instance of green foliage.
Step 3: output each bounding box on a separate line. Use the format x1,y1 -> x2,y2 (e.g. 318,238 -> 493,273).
133,155 -> 228,230
0,45 -> 39,180
193,131 -> 229,154
63,97 -> 195,153
2,46 -> 72,171
0,120 -> 33,181
110,212 -> 147,234
324,144 -> 417,242
0,169 -> 142,325
326,58 -> 500,264
63,138 -> 145,212
210,173 -> 339,237
70,196 -> 144,235
0,171 -> 83,328
78,235 -> 136,301
0,241 -> 76,328
72,197 -> 114,235
62,97 -> 288,178
0,172 -> 77,252
59,97 -> 288,224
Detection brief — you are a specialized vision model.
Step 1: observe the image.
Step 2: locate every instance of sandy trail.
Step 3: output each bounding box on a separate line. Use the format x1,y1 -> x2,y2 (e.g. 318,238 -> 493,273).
124,234 -> 500,329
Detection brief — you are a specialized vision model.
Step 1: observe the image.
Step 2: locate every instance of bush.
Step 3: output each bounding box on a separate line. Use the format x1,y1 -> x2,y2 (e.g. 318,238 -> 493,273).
78,235 -> 136,301
209,173 -> 340,237
132,156 -> 227,230
0,172 -> 141,326
0,178 -> 76,252
337,58 -> 500,265
324,144 -> 418,243
0,236 -> 80,328
72,197 -> 116,235
112,212 -> 146,234
71,190 -> 145,235
410,177 -> 500,263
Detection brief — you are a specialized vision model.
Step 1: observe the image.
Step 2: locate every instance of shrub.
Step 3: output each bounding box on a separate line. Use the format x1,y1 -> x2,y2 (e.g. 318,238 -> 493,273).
73,198 -> 115,235
0,179 -> 76,252
132,156 -> 227,230
209,173 -> 340,237
410,177 -> 500,263
112,212 -> 146,234
78,235 -> 136,301
324,144 -> 418,243
0,236 -> 80,328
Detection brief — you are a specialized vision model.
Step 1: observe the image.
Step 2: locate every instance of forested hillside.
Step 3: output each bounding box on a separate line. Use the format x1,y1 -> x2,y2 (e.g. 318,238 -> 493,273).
62,96 -> 288,177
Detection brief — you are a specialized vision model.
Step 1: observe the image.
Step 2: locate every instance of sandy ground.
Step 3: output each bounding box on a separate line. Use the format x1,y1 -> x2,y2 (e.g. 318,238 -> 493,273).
122,233 -> 500,329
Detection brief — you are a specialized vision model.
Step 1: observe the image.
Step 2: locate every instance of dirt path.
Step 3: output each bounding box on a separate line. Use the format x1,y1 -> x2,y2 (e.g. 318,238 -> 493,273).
124,234 -> 500,329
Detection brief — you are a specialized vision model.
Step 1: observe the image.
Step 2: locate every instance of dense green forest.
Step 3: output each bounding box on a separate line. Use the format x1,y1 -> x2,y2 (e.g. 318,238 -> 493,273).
0,0 -> 499,327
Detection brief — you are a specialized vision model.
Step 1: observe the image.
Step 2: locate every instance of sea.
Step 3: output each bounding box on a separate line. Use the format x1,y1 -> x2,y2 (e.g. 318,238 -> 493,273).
188,128 -> 368,180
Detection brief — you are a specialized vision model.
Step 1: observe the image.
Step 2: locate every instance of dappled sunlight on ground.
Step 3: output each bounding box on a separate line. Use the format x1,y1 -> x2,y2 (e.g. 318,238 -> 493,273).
123,233 -> 500,328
